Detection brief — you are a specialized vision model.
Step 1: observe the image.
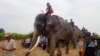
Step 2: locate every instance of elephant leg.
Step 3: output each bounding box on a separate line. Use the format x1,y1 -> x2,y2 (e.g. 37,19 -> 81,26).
50,38 -> 55,56
71,39 -> 77,49
73,41 -> 76,49
57,42 -> 62,56
46,38 -> 50,53
65,41 -> 69,54
72,33 -> 78,49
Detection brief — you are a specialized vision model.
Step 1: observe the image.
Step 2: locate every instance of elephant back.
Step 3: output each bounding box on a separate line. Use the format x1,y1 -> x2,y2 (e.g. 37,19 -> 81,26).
47,15 -> 67,29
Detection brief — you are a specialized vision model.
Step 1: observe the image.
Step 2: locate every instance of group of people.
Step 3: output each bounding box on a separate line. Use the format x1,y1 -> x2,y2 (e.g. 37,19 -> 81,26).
0,32 -> 100,56
69,18 -> 100,56
77,32 -> 100,56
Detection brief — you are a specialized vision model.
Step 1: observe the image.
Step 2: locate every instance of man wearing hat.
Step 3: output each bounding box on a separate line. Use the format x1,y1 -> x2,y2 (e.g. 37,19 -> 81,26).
0,33 -> 16,56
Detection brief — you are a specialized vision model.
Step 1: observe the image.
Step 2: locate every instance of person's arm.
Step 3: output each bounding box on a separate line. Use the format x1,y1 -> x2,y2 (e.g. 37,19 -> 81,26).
0,46 -> 16,51
1,47 -> 6,50
0,45 -> 7,50
0,42 -> 5,50
0,46 -> 8,51
7,48 -> 16,51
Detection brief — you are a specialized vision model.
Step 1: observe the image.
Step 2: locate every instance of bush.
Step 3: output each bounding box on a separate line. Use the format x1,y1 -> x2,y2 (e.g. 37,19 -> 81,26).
0,32 -> 34,40
0,32 -> 5,40
97,36 -> 100,39
11,33 -> 28,39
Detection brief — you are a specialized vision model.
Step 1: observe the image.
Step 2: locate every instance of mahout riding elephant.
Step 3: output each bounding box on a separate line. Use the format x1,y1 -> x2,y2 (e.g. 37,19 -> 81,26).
25,14 -> 73,56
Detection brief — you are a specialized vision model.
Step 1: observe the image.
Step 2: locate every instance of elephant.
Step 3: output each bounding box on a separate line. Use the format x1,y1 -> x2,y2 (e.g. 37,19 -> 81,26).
25,14 -> 73,56
70,26 -> 84,48
70,25 -> 92,49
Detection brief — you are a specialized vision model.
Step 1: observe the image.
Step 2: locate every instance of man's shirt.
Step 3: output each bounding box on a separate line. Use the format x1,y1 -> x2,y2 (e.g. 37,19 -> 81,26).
4,39 -> 16,50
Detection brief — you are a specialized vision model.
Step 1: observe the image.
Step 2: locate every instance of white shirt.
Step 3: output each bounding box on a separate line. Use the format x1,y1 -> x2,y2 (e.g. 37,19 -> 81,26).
4,39 -> 16,56
77,40 -> 85,51
25,38 -> 31,43
78,40 -> 84,47
88,41 -> 96,47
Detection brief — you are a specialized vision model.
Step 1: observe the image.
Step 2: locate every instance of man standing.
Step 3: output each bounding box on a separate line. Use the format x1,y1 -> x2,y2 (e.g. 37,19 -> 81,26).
84,36 -> 97,56
0,33 -> 16,56
25,37 -> 31,48
78,36 -> 85,56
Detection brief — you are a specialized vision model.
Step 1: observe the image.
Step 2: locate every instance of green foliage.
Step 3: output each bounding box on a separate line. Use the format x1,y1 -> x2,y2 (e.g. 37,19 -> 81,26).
11,33 -> 28,39
28,32 -> 34,37
0,28 -> 5,40
11,32 -> 34,39
0,32 -> 4,39
97,36 -> 100,39
0,28 -> 5,33
0,31 -> 34,40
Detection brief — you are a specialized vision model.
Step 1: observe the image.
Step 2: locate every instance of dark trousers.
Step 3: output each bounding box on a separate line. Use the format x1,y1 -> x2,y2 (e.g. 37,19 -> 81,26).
25,43 -> 31,48
79,51 -> 82,56
85,47 -> 95,56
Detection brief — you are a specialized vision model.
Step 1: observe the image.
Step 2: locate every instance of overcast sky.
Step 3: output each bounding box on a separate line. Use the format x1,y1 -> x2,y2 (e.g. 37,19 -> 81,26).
0,0 -> 100,34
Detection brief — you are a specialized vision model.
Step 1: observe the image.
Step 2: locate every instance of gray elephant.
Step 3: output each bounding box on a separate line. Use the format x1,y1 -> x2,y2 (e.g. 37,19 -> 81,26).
25,14 -> 73,56
70,26 -> 84,48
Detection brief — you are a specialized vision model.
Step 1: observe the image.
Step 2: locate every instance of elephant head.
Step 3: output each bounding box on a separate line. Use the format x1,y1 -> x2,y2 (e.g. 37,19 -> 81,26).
25,14 -> 48,56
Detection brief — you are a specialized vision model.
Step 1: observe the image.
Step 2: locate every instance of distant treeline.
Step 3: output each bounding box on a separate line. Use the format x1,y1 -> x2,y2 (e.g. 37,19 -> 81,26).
0,28 -> 100,40
0,27 -> 34,40
0,32 -> 33,40
96,36 -> 100,39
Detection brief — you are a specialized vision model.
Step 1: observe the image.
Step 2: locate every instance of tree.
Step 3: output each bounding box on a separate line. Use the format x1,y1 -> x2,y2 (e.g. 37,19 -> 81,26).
0,28 -> 5,39
0,32 -> 4,38
0,28 -> 5,33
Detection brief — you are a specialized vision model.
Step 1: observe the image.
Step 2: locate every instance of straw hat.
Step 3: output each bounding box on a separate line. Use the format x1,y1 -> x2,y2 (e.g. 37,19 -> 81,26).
4,33 -> 11,37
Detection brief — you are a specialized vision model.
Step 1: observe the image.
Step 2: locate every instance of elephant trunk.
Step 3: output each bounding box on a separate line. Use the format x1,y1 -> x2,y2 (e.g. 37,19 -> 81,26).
25,35 -> 40,56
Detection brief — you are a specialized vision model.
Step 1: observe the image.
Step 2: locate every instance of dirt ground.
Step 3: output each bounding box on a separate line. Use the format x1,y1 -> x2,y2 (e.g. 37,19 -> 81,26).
0,40 -> 79,56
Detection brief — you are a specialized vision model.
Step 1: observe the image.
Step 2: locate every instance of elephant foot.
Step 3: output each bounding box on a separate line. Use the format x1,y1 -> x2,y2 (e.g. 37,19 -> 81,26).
65,51 -> 69,54
57,53 -> 61,56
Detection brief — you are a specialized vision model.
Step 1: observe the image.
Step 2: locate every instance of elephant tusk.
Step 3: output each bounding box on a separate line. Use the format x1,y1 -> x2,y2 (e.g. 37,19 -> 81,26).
27,36 -> 40,52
